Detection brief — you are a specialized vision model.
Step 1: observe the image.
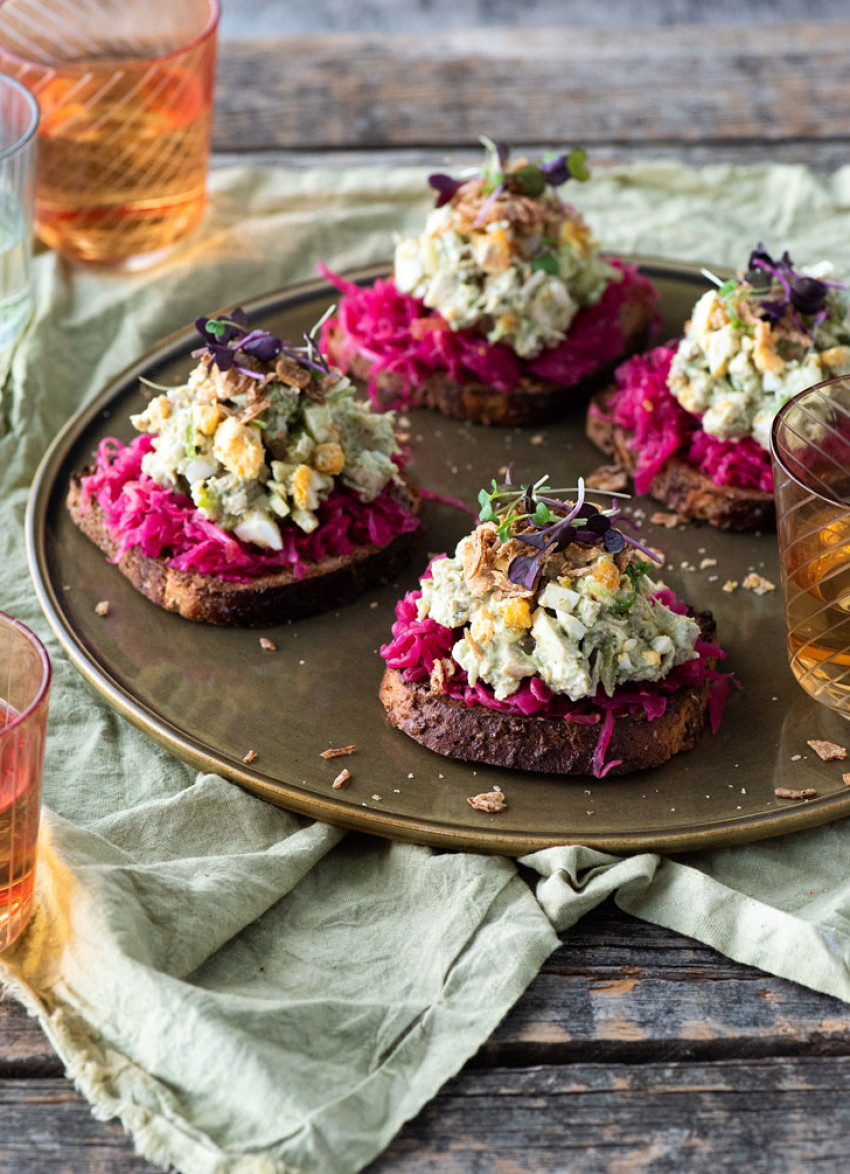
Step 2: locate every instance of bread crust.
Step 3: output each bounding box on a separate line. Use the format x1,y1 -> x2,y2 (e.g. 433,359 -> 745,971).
327,292 -> 655,427
67,474 -> 420,627
379,614 -> 718,777
586,388 -> 775,532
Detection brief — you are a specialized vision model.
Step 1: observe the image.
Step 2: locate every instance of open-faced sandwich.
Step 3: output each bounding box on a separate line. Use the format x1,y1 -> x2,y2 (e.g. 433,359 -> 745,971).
321,139 -> 658,426
68,310 -> 421,626
380,473 -> 732,778
587,245 -> 850,530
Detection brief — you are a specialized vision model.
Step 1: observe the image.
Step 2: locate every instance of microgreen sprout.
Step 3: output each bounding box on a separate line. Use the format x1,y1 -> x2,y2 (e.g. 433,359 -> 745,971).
194,306 -> 339,380
701,248 -> 848,341
477,472 -> 660,589
427,138 -> 590,215
138,375 -> 180,393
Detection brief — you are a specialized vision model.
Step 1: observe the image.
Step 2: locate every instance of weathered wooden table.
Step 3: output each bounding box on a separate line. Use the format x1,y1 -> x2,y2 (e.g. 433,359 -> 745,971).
6,5 -> 850,1169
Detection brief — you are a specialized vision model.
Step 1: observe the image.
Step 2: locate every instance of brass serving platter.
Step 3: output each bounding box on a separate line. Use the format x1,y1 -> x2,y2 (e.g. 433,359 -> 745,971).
26,261 -> 850,855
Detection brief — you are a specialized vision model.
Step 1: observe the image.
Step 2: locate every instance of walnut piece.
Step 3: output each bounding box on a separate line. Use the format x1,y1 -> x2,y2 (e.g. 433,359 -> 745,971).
467,790 -> 508,813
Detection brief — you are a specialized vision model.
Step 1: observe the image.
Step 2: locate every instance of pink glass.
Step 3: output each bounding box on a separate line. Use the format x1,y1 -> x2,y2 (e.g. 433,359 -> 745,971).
0,0 -> 220,267
0,612 -> 50,950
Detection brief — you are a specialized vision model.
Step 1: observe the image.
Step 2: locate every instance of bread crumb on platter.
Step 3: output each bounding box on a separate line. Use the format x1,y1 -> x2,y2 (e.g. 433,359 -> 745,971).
467,791 -> 508,813
95,600 -> 110,616
650,511 -> 687,529
807,739 -> 847,762
259,637 -> 277,651
243,749 -> 258,764
774,787 -> 818,800
742,572 -> 776,595
586,464 -> 628,493
320,745 -> 356,759
332,768 -> 352,789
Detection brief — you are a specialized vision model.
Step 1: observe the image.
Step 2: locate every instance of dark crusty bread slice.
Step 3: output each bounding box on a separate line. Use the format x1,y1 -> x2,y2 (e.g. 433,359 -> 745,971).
67,474 -> 420,627
326,291 -> 655,427
379,612 -> 718,777
586,388 -> 775,532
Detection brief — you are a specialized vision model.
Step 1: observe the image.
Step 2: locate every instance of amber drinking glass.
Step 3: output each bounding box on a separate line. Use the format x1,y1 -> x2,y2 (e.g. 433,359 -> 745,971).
772,377 -> 850,716
0,0 -> 219,266
0,613 -> 50,950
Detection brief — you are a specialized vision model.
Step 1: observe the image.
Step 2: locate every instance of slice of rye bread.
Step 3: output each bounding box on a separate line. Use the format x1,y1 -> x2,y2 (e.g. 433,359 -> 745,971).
379,612 -> 717,777
67,474 -> 421,627
586,387 -> 775,532
325,290 -> 655,427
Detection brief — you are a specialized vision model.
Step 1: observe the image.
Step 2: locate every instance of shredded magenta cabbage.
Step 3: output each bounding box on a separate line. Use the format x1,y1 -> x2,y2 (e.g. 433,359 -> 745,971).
590,345 -> 773,495
381,586 -> 734,778
319,261 -> 659,407
79,436 -> 420,584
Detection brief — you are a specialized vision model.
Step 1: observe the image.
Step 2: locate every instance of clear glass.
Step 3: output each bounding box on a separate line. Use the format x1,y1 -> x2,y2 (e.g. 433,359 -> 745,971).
0,0 -> 220,267
772,376 -> 850,716
0,613 -> 50,950
0,71 -> 37,375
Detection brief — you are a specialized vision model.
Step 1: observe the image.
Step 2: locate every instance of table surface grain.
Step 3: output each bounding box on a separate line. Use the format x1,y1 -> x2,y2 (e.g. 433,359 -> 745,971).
7,3 -> 850,1170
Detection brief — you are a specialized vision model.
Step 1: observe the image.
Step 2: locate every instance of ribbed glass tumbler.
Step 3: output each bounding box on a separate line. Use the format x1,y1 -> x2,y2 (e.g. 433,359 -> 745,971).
0,613 -> 50,951
772,376 -> 850,717
0,0 -> 219,266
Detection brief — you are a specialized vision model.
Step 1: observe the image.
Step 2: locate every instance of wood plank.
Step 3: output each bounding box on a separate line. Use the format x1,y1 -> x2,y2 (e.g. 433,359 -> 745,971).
219,0 -> 850,38
6,1056 -> 850,1172
0,1081 -> 153,1171
213,23 -> 850,151
371,1056 -> 850,1171
211,139 -> 850,173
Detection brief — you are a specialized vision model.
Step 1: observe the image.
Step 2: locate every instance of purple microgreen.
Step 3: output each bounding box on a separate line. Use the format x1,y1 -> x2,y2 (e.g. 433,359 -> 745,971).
474,181 -> 504,226
603,529 -> 626,554
242,334 -> 282,363
428,173 -> 465,208
193,307 -> 336,382
507,553 -> 546,590
539,154 -> 570,187
621,533 -> 662,562
429,140 -> 589,209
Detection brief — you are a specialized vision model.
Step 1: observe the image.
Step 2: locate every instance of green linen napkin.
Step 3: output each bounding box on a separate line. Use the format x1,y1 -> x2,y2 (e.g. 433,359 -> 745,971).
4,160 -> 850,1173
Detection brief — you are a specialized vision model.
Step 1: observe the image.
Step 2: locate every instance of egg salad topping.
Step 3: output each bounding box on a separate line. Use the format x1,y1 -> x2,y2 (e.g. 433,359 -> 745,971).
418,475 -> 699,702
419,526 -> 698,702
393,139 -> 619,359
668,247 -> 850,450
130,311 -> 402,550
